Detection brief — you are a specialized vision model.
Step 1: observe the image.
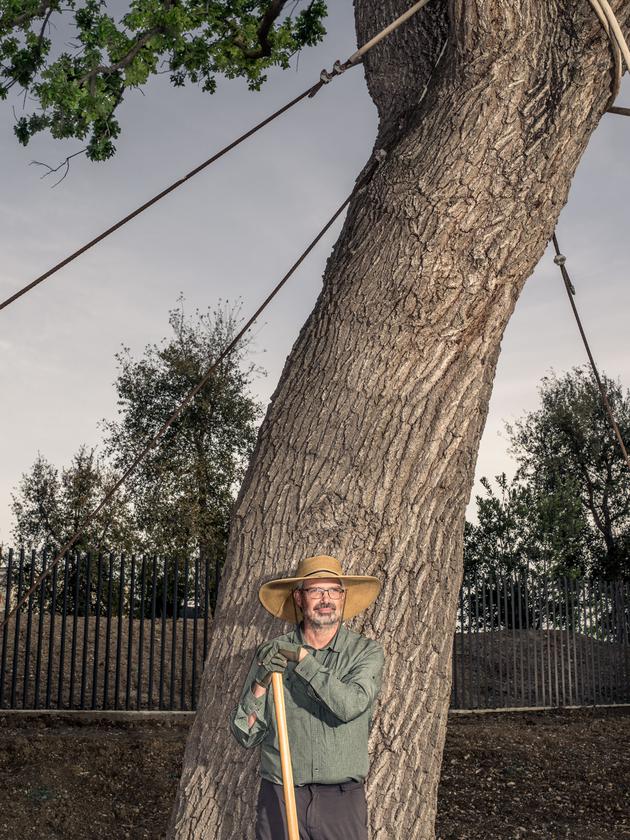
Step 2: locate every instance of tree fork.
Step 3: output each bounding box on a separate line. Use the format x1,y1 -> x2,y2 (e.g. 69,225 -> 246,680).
169,1 -> 630,838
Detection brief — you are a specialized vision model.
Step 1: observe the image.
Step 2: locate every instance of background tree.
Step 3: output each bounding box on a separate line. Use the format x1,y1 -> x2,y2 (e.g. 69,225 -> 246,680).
464,472 -> 590,580
510,368 -> 630,580
465,367 -> 630,582
103,298 -> 263,610
10,445 -> 135,555
9,446 -> 136,610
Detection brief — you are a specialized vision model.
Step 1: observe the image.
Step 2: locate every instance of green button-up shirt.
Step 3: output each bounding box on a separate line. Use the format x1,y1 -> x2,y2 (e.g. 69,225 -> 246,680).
229,623 -> 384,786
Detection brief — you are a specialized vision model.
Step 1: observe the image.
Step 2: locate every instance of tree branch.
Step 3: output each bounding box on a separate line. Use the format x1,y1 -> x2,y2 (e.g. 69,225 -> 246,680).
232,0 -> 288,59
37,6 -> 54,50
30,148 -> 86,185
78,28 -> 159,92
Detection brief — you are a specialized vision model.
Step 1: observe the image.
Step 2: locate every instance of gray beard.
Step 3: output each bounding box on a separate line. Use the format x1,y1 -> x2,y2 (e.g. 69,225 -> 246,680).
309,612 -> 339,629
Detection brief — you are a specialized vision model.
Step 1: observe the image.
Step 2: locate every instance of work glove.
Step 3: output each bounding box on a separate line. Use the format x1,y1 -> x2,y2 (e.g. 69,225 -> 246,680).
253,642 -> 288,689
277,641 -> 303,662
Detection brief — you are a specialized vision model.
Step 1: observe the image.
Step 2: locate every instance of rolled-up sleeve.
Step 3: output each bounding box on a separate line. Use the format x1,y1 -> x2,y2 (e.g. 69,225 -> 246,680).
293,642 -> 384,723
229,651 -> 269,748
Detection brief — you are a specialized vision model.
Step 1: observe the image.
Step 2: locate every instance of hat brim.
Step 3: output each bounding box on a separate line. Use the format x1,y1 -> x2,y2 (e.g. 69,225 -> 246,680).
259,574 -> 381,622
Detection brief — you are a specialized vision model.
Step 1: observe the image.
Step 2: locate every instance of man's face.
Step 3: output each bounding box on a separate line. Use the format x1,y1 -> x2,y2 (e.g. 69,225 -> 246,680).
294,577 -> 346,628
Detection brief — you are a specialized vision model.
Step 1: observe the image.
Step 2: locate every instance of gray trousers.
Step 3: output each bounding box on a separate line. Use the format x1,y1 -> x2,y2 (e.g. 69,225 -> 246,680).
255,778 -> 368,840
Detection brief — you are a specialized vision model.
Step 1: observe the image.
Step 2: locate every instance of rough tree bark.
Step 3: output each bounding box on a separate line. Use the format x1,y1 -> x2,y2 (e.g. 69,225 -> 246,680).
169,1 -> 629,838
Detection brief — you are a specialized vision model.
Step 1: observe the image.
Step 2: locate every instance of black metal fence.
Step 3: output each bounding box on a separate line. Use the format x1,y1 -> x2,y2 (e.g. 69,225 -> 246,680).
451,574 -> 630,708
0,550 -> 628,711
0,549 -> 211,711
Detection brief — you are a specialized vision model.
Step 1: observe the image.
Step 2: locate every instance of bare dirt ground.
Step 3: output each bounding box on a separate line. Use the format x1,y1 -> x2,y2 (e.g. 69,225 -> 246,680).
0,706 -> 627,840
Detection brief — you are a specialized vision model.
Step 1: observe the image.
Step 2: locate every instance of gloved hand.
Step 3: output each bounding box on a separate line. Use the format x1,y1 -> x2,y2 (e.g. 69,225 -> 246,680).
253,642 -> 288,689
277,641 -> 304,662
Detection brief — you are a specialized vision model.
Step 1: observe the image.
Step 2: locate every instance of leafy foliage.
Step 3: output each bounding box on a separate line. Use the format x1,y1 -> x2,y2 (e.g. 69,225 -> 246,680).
465,367 -> 630,581
0,0 -> 327,160
10,445 -> 136,553
101,297 -> 263,598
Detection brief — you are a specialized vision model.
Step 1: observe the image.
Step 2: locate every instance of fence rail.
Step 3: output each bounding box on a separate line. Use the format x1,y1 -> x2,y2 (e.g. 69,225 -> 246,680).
0,550 -> 628,711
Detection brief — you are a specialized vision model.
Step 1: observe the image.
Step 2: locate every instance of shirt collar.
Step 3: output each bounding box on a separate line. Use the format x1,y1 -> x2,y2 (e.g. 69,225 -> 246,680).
295,622 -> 346,652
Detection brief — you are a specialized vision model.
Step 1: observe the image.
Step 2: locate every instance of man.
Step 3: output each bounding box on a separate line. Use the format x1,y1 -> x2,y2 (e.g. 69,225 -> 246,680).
230,554 -> 384,840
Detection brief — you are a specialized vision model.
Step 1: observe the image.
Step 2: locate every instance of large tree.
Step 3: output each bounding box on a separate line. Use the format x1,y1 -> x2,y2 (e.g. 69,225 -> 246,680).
167,4 -> 630,840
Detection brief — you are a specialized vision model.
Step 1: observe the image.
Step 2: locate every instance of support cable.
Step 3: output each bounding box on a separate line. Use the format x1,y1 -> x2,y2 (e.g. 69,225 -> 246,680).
587,0 -> 630,108
551,233 -> 630,473
0,157 -> 383,630
0,0 -> 431,313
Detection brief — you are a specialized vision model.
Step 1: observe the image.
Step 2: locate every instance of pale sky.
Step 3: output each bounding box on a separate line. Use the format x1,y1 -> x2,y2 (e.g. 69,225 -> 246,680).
1,3 -> 629,543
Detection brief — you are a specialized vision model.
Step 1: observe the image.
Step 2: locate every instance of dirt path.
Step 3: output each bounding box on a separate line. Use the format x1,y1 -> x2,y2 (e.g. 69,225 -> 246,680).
0,706 -> 627,839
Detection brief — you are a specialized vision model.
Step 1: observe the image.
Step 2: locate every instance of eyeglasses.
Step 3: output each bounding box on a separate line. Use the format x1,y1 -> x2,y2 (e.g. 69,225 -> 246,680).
301,586 -> 346,600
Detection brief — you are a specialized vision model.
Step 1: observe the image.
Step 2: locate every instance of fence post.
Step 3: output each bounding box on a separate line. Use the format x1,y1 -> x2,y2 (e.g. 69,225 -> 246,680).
181,555 -> 189,711
22,550 -> 36,708
148,556 -> 157,710
138,556 -> 147,711
459,585 -> 465,709
522,574 -> 530,707
57,554 -> 70,709
624,580 -> 630,702
192,555 -> 200,710
203,555 -> 210,665
170,558 -> 179,711
125,555 -> 136,711
114,555 -> 125,710
558,577 -> 567,706
103,554 -> 114,709
0,549 -> 14,708
10,548 -> 25,709
159,556 -> 167,711
489,576 -> 496,707
69,554 -> 81,708
45,562 -> 58,709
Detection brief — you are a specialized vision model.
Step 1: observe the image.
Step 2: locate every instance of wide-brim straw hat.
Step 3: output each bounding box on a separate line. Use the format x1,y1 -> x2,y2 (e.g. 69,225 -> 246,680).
258,555 -> 381,622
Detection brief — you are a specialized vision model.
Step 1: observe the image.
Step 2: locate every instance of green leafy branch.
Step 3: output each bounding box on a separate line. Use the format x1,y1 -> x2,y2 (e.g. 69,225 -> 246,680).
0,0 -> 327,161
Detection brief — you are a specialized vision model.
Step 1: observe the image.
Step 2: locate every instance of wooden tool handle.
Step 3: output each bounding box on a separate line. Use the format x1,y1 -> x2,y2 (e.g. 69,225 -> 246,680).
272,671 -> 300,840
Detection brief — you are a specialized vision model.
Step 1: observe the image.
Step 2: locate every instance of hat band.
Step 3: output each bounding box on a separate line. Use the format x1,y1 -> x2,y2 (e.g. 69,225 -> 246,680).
303,568 -> 341,578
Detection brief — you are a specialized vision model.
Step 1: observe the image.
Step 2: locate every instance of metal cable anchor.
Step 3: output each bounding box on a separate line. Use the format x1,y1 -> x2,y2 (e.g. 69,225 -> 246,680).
310,58 -> 356,95
553,252 -> 576,294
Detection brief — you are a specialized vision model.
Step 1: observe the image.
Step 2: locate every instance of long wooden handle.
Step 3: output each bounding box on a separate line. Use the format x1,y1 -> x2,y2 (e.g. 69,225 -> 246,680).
272,672 -> 299,840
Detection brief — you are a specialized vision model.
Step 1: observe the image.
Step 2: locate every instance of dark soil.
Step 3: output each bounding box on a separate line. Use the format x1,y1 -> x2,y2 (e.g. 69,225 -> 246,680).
436,706 -> 630,840
0,706 -> 628,839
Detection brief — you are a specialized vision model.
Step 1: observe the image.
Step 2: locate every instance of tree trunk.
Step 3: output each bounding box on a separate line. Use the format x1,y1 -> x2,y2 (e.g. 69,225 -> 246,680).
169,2 -> 629,838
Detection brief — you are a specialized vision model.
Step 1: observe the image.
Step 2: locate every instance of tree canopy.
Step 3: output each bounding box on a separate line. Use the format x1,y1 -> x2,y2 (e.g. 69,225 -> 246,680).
465,367 -> 630,581
103,299 -> 262,588
0,0 -> 327,160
